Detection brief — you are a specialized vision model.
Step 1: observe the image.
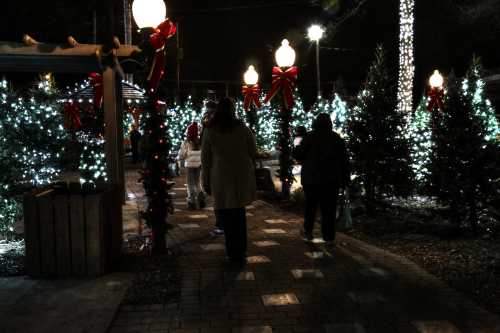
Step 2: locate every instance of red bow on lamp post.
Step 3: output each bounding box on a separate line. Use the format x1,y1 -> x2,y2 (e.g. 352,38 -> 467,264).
264,66 -> 298,109
89,72 -> 103,108
62,101 -> 82,131
242,85 -> 262,111
427,87 -> 444,112
148,19 -> 177,93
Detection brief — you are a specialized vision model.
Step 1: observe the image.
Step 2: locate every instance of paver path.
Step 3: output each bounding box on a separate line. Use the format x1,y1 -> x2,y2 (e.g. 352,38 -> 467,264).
111,173 -> 500,333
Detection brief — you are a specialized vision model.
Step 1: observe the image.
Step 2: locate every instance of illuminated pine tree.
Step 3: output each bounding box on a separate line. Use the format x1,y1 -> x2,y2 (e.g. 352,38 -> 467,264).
409,96 -> 433,191
257,97 -> 279,152
166,102 -> 181,151
331,93 -> 350,136
429,60 -> 500,229
170,96 -> 202,153
462,57 -> 500,142
0,79 -> 23,236
346,45 -> 412,210
310,96 -> 331,118
291,90 -> 315,131
5,74 -> 67,187
235,99 -> 248,126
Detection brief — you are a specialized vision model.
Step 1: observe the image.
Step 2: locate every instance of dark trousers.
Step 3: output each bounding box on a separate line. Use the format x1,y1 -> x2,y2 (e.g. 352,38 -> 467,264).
303,183 -> 339,241
216,208 -> 247,258
131,145 -> 139,163
214,210 -> 224,230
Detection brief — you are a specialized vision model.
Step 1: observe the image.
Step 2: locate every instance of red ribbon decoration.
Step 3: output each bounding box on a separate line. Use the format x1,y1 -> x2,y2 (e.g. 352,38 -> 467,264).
242,84 -> 262,111
63,102 -> 82,131
148,19 -> 177,93
427,87 -> 444,112
264,66 -> 298,109
89,72 -> 103,108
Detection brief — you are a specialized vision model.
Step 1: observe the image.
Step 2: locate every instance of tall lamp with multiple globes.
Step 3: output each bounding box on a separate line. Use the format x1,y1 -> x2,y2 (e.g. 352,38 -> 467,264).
132,0 -> 175,254
242,65 -> 260,136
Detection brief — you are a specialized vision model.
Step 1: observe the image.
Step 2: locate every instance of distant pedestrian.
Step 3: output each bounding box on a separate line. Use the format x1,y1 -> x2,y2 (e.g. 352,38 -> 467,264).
130,125 -> 142,164
294,125 -> 308,147
292,113 -> 350,245
178,122 -> 206,210
202,97 -> 257,262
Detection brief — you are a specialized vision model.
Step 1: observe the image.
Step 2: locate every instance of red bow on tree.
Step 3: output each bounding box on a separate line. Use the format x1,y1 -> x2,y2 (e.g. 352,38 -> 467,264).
63,101 -> 82,131
148,19 -> 177,93
242,84 -> 262,111
264,66 -> 298,109
89,72 -> 103,108
427,87 -> 444,112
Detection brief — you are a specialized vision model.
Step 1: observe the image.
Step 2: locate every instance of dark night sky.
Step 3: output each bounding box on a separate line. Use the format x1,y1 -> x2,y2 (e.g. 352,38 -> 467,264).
2,0 -> 500,105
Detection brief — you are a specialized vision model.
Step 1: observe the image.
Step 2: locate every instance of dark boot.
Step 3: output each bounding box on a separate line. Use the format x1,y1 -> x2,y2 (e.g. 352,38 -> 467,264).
198,192 -> 206,209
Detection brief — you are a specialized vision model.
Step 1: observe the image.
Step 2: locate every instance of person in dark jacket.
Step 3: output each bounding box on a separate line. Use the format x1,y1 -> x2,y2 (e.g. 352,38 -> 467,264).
200,100 -> 225,235
292,113 -> 350,244
202,97 -> 257,262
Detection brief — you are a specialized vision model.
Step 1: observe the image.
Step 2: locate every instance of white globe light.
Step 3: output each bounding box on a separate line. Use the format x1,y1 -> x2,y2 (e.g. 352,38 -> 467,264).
307,25 -> 324,42
275,39 -> 296,68
429,70 -> 444,89
132,0 -> 167,29
244,65 -> 259,86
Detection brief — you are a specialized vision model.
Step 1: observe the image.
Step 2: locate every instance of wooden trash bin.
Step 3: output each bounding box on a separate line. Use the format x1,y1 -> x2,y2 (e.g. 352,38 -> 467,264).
23,183 -> 123,277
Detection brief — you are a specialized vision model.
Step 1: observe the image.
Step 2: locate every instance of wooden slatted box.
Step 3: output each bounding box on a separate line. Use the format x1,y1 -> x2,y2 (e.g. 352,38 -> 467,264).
23,183 -> 122,277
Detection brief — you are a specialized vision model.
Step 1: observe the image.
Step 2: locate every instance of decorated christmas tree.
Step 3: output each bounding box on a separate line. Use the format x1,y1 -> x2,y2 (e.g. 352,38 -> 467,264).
346,45 -> 412,210
290,90 -> 315,131
76,87 -> 108,185
235,99 -> 248,126
408,96 -> 433,191
169,96 -> 201,153
257,97 -> 279,152
0,79 -> 23,236
330,93 -> 350,135
430,63 -> 500,230
4,74 -> 67,187
461,57 -> 500,142
309,95 -> 331,120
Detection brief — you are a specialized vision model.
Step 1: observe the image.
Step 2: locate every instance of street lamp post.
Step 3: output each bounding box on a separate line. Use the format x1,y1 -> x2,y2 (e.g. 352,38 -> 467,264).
270,39 -> 297,199
307,25 -> 324,98
132,0 -> 175,254
242,65 -> 260,136
427,70 -> 444,111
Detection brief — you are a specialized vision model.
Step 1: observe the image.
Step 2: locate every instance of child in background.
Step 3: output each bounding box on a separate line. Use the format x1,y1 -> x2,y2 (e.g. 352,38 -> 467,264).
178,122 -> 206,210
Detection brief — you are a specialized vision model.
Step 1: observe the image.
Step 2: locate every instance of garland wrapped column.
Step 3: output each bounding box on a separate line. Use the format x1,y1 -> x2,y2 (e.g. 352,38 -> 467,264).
139,18 -> 176,254
242,84 -> 261,135
264,65 -> 298,198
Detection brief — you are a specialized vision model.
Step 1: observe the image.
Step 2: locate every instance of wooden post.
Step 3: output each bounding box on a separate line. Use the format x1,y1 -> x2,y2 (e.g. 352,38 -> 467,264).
103,66 -> 120,189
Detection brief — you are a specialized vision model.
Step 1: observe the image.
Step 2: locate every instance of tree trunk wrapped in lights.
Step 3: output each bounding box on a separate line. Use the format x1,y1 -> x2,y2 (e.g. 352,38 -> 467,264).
397,0 -> 415,126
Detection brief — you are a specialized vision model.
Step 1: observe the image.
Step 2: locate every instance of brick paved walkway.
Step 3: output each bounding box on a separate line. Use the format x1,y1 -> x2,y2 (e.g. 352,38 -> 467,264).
111,172 -> 500,333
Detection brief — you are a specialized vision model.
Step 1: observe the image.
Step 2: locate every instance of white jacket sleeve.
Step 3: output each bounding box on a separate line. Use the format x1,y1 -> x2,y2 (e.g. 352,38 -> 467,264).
177,141 -> 188,161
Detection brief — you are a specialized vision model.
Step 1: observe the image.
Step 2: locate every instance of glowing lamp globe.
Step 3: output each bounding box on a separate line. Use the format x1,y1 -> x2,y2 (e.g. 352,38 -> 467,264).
244,65 -> 259,86
429,70 -> 444,89
132,0 -> 167,29
307,25 -> 324,42
275,39 -> 296,68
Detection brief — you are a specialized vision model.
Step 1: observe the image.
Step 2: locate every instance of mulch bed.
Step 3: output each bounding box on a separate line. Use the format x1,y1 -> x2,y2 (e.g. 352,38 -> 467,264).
267,194 -> 500,317
119,235 -> 181,306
